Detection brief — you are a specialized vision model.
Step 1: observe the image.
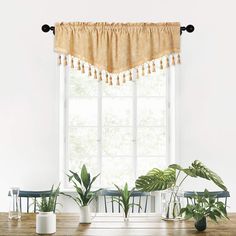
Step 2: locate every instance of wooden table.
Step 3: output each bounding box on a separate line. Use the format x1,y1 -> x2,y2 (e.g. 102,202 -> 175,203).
0,213 -> 235,236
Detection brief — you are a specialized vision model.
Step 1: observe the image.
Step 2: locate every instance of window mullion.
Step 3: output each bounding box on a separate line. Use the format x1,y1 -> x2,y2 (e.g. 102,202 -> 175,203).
132,69 -> 138,181
97,80 -> 102,186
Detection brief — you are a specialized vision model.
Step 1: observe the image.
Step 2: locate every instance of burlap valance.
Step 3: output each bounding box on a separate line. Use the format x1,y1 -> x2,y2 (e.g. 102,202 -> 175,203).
54,22 -> 181,74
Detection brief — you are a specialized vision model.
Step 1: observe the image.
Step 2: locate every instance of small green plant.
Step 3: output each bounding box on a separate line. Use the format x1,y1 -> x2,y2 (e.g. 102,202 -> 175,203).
63,164 -> 100,207
180,189 -> 228,223
113,183 -> 141,218
37,185 -> 60,212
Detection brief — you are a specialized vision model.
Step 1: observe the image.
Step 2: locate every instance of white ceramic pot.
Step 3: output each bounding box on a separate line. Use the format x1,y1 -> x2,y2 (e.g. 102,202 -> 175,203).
79,205 -> 91,224
36,212 -> 56,234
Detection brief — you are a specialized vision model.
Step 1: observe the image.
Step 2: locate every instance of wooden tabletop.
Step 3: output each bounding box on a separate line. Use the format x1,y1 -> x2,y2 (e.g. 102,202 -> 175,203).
0,212 -> 235,236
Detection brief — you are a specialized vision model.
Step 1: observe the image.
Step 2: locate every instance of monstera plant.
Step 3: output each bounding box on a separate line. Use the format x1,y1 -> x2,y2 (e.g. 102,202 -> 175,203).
135,160 -> 227,219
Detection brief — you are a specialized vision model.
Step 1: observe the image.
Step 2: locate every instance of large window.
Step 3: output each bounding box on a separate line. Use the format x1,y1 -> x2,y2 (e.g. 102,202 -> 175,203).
60,66 -> 174,188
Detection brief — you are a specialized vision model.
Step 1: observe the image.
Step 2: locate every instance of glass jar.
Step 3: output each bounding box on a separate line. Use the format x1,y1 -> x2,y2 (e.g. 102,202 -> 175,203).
161,186 -> 184,220
9,187 -> 21,220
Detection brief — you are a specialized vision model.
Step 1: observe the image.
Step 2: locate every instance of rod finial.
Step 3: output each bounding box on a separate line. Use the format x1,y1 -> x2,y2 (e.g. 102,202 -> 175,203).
41,24 -> 55,34
41,24 -> 50,33
186,25 -> 194,33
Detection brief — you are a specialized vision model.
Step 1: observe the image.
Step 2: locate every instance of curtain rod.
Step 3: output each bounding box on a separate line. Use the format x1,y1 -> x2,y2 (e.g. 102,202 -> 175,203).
41,24 -> 194,35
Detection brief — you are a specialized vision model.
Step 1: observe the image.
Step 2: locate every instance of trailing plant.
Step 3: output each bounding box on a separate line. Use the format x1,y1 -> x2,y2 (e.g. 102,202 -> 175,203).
135,160 -> 227,219
180,189 -> 228,231
36,184 -> 60,212
62,164 -> 100,207
112,183 -> 141,218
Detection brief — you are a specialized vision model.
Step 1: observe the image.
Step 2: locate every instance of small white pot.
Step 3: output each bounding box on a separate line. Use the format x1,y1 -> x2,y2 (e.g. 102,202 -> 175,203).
79,205 -> 91,224
36,211 -> 56,234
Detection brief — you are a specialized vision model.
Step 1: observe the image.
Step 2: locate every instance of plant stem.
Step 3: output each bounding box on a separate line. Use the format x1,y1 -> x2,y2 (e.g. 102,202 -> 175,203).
166,172 -> 189,219
178,174 -> 188,188
166,170 -> 180,218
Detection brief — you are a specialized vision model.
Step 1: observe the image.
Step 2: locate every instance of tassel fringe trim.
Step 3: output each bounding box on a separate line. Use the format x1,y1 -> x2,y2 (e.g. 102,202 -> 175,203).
57,53 -> 181,85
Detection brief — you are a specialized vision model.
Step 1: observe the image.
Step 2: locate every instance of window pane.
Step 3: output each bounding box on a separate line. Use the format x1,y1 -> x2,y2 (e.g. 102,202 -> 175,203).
69,127 -> 97,157
102,127 -> 132,156
101,157 -> 134,187
103,81 -> 132,96
137,98 -> 166,126
137,72 -> 166,96
137,127 -> 166,156
103,98 -> 132,126
69,98 -> 97,126
137,157 -> 167,176
69,71 -> 98,97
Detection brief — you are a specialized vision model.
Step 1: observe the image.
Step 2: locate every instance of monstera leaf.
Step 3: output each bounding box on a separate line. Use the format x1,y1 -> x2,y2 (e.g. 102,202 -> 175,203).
170,161 -> 227,191
169,164 -> 198,177
136,160 -> 227,193
135,168 -> 176,192
190,160 -> 227,191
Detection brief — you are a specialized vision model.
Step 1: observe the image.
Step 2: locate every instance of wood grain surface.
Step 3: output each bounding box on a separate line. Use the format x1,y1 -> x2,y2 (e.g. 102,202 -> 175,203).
0,212 -> 235,236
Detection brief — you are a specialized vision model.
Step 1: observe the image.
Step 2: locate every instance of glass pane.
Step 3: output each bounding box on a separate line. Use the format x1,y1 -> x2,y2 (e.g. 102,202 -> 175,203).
137,157 -> 167,177
69,98 -> 97,126
102,98 -> 132,126
137,127 -> 166,156
103,80 -> 132,96
137,72 -> 166,96
137,98 -> 166,126
68,156 -> 99,181
101,157 -> 134,187
102,127 -> 132,156
69,127 -> 97,157
69,70 -> 98,97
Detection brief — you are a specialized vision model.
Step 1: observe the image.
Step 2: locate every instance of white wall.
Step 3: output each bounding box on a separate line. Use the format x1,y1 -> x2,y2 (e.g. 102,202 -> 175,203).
0,0 -> 236,212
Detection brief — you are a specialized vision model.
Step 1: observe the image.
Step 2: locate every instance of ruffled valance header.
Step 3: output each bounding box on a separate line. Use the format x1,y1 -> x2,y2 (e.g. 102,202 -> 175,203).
54,22 -> 181,74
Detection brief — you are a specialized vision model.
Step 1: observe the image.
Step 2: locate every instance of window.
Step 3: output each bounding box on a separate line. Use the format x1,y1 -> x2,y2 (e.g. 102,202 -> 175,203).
60,65 -> 175,189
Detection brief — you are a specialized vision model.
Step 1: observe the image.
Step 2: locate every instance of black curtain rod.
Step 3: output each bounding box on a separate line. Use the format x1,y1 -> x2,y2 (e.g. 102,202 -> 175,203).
41,24 -> 194,35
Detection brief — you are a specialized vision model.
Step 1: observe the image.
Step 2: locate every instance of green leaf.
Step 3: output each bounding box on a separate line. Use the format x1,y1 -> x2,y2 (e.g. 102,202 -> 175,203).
69,170 -> 82,184
191,160 -> 227,191
65,165 -> 100,207
135,168 -> 176,191
81,164 -> 90,189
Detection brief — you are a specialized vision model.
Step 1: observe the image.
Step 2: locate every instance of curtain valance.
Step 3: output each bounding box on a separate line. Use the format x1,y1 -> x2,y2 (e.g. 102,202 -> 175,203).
54,22 -> 181,84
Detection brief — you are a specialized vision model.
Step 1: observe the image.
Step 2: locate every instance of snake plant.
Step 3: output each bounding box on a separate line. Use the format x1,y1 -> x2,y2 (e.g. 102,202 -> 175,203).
62,164 -> 100,207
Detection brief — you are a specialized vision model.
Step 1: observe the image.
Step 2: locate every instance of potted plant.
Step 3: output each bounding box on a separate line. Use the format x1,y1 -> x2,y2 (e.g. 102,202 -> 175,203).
135,160 -> 227,220
180,189 -> 228,231
112,183 -> 141,220
62,164 -> 100,224
36,185 -> 60,235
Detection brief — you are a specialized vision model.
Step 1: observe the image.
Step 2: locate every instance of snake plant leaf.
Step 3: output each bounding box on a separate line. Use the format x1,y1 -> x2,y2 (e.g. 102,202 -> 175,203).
135,168 -> 176,192
69,170 -> 82,184
191,160 -> 227,191
81,164 -> 90,189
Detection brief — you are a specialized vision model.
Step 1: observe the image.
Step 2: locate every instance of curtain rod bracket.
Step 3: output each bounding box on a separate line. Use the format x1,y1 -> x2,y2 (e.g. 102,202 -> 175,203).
42,24 -> 55,34
180,24 -> 195,35
41,24 -> 195,35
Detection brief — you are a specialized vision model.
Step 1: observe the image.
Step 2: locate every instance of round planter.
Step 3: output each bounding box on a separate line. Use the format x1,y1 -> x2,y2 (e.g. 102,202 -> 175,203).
80,206 -> 91,224
195,216 -> 207,232
36,211 -> 56,235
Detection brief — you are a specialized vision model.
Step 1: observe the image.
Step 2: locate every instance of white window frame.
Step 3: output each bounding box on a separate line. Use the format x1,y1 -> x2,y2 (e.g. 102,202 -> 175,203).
59,64 -> 178,190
